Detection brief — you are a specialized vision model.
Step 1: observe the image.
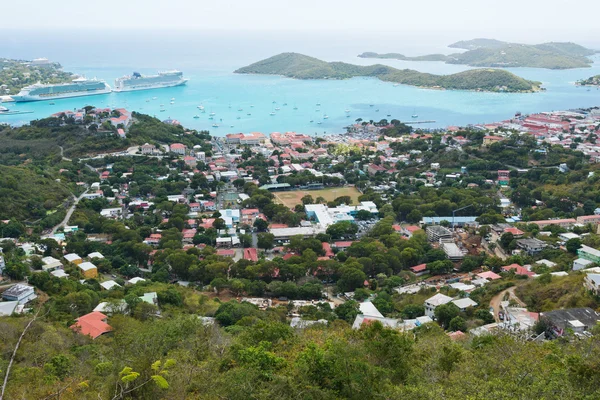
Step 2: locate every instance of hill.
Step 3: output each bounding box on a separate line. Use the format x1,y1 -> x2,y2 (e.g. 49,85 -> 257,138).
0,58 -> 74,95
360,39 -> 598,69
235,53 -> 541,92
0,165 -> 72,221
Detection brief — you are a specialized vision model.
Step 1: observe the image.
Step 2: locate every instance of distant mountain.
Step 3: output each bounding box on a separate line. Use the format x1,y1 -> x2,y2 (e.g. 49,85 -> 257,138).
360,39 -> 598,69
235,53 -> 541,92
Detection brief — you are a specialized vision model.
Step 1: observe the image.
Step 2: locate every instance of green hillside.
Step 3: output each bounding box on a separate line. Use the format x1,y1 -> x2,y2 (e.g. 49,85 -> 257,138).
0,58 -> 74,95
0,165 -> 72,221
577,75 -> 600,86
361,39 -> 598,69
235,53 -> 541,92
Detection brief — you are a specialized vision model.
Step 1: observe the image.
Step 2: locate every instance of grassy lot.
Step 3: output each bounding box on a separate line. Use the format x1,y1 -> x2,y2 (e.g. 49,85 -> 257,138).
272,186 -> 362,208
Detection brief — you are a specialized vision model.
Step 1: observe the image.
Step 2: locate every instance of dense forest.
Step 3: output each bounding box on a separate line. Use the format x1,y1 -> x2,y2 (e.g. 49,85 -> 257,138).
235,53 -> 541,92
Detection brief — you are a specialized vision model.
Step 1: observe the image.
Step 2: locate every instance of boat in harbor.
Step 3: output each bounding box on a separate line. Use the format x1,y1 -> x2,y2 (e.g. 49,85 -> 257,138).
212,123 -> 219,127
113,71 -> 187,92
270,111 -> 276,116
210,112 -> 216,116
11,77 -> 111,102
275,107 -> 280,111
193,115 -> 200,119
323,115 -> 329,119
197,105 -> 204,110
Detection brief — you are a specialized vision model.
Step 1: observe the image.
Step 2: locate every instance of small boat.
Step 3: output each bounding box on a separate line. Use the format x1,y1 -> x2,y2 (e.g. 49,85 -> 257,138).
212,123 -> 219,128
193,115 -> 200,119
197,105 -> 204,110
375,109 -> 379,112
283,103 -> 288,106
152,97 -> 157,100
293,106 -> 298,110
160,104 -> 164,107
270,111 -> 276,116
210,112 -> 216,116
387,114 -> 391,117
346,115 -> 351,118
412,114 -> 418,118
238,108 -> 243,111
230,125 -> 234,128
171,97 -> 175,101
236,116 -> 241,119
170,101 -> 175,104
247,113 -> 251,116
369,104 -> 374,107
345,109 -> 350,113
208,116 -> 214,120
146,99 -> 150,102
317,121 -> 322,125
272,100 -> 276,104
160,109 -> 166,112
310,120 -> 314,123
316,109 -> 320,112
316,102 -> 321,106
393,84 -> 399,87
250,105 -> 254,108
275,107 -> 280,111
49,102 -> 55,105
323,115 -> 329,119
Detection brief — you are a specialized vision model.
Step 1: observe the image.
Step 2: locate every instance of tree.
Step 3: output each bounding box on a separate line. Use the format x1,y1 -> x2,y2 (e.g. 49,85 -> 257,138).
434,302 -> 460,329
337,268 -> 367,292
401,304 -> 425,319
301,195 -> 314,205
499,232 -> 515,250
253,218 -> 268,232
449,316 -> 467,332
334,300 -> 360,323
326,221 -> 358,239
566,238 -> 582,254
355,209 -> 372,221
257,233 -> 275,251
212,218 -> 226,230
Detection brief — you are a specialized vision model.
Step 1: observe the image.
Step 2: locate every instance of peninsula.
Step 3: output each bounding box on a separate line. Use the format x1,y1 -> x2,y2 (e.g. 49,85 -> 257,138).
0,58 -> 74,96
235,53 -> 541,92
359,39 -> 598,70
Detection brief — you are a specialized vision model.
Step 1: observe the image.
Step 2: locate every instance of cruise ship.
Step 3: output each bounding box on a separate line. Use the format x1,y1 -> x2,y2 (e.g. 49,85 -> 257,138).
11,77 -> 111,102
113,70 -> 188,92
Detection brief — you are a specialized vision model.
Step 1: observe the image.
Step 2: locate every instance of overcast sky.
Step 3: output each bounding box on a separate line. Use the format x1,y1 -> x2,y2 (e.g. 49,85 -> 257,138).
3,0 -> 599,45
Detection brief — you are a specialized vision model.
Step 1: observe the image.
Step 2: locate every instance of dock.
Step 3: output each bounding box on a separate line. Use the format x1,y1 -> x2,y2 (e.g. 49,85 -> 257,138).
405,120 -> 436,124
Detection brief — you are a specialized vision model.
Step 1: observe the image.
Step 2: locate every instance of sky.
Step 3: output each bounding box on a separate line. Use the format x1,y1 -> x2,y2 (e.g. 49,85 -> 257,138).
3,0 -> 599,46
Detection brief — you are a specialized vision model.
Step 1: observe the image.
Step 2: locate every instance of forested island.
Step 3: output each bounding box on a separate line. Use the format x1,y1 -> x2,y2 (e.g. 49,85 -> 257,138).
0,58 -> 74,95
577,75 -> 600,86
235,53 -> 542,92
360,39 -> 598,70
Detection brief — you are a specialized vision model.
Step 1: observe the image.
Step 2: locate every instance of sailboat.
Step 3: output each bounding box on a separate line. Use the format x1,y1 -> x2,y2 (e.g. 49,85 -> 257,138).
323,114 -> 329,119
412,109 -> 418,118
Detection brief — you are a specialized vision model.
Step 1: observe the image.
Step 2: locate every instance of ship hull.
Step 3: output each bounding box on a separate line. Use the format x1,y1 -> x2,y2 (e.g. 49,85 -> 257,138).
11,88 -> 112,102
113,79 -> 188,92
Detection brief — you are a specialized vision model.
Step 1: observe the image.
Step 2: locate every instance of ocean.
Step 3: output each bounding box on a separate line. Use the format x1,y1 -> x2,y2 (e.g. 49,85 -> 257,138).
1,29 -> 600,135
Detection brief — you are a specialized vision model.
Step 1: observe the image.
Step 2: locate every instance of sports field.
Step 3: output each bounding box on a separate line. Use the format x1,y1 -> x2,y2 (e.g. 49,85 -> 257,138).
272,187 -> 362,208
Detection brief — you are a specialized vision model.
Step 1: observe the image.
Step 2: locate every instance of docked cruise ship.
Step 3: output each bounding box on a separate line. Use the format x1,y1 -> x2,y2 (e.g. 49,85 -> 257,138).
113,70 -> 188,92
11,77 -> 111,102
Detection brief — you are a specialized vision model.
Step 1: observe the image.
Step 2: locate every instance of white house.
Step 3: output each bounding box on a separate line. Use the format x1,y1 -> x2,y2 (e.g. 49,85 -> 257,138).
100,280 -> 121,290
42,256 -> 62,272
2,284 -> 36,304
424,293 -> 453,317
452,298 -> 478,312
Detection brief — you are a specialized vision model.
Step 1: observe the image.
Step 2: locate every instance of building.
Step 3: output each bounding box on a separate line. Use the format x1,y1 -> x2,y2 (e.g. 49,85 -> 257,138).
243,248 -> 259,262
410,264 -> 428,276
482,135 -> 504,146
576,215 -> 600,225
270,226 -> 325,241
531,219 -> 577,229
426,225 -> 453,242
169,143 -> 187,155
70,311 -> 112,339
421,217 -> 478,227
541,308 -> 600,337
573,258 -> 594,271
100,280 -> 121,290
497,170 -> 510,186
79,262 -> 98,279
516,238 -> 547,255
225,132 -> 266,145
0,301 -> 19,316
501,263 -> 535,277
442,242 -> 465,260
141,143 -> 156,155
452,298 -> 478,312
585,274 -> 600,295
2,284 -> 36,304
424,293 -> 453,317
64,253 -> 82,265
578,245 -> 600,264
42,256 -> 62,272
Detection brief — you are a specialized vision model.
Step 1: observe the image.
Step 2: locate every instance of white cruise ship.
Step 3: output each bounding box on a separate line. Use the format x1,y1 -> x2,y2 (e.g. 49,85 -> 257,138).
11,77 -> 111,102
113,70 -> 188,92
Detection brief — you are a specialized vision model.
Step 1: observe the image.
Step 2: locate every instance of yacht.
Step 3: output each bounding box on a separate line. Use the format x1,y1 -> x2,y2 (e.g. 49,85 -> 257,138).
113,71 -> 186,92
345,109 -> 350,113
11,77 -> 111,102
323,115 -> 329,119
212,123 -> 219,128
237,116 -> 241,119
210,112 -> 216,116
412,114 -> 418,118
197,105 -> 204,110
275,107 -> 280,111
270,111 -> 276,116
293,106 -> 298,110
238,108 -> 243,111
193,115 -> 200,119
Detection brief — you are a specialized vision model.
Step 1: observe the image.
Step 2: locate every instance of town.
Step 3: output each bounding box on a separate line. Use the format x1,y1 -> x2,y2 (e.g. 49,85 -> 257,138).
1,104 -> 600,398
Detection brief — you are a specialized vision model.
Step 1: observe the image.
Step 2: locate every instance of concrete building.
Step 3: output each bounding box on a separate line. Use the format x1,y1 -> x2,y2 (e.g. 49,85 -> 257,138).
573,258 -> 594,271
541,307 -> 600,337
426,225 -> 453,242
79,262 -> 98,279
516,238 -> 547,255
424,293 -> 453,317
578,245 -> 600,264
41,256 -> 62,272
442,242 -> 465,260
64,253 -> 82,265
2,284 -> 36,304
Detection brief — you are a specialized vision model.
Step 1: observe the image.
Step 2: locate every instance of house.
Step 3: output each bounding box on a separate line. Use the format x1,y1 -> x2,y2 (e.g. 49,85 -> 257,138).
424,293 -> 453,317
541,307 -> 600,337
88,252 -> 104,260
333,241 -> 355,250
127,277 -> 146,285
477,271 -> 501,280
531,219 -> 577,229
2,284 -> 36,304
70,311 -> 112,339
139,292 -> 158,305
516,238 -> 547,255
243,248 -> 259,262
64,253 -> 82,265
100,280 -> 121,290
141,143 -> 156,155
584,273 -> 600,295
170,143 -> 187,155
573,258 -> 594,271
79,262 -> 98,279
452,297 -> 478,312
0,301 -> 19,316
322,242 -> 334,258
403,225 -> 421,238
501,263 -> 535,277
410,263 -> 428,276
42,256 -> 62,272
51,269 -> 69,279
482,135 -> 504,146
577,245 -> 600,264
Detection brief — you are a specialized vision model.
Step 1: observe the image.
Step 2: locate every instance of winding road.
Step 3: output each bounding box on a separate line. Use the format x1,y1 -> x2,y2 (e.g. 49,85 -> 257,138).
50,189 -> 88,234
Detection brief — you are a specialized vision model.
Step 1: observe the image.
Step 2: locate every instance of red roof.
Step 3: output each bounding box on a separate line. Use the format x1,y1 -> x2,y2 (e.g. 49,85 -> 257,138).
405,225 -> 420,233
322,242 -> 334,258
410,263 -> 428,273
243,248 -> 258,262
504,227 -> 524,236
334,241 -> 355,248
216,249 -> 235,257
501,263 -> 534,277
70,312 -> 112,339
392,224 -> 402,232
241,208 -> 260,215
477,271 -> 501,280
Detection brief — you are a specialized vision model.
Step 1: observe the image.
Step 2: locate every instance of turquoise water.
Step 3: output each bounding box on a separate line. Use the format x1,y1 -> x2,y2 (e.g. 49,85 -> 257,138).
1,30 -> 600,135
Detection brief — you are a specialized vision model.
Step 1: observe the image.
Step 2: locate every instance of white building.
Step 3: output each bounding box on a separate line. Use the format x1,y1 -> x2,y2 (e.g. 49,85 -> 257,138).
2,284 -> 36,304
424,293 -> 453,317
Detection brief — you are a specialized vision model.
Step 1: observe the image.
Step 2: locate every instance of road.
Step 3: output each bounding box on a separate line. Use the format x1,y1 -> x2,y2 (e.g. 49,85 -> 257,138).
489,286 -> 526,322
51,189 -> 89,234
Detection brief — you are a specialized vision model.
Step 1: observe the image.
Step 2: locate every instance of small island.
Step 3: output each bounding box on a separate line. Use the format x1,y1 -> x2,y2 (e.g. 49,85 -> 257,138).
234,53 -> 542,93
577,75 -> 600,86
359,39 -> 598,70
